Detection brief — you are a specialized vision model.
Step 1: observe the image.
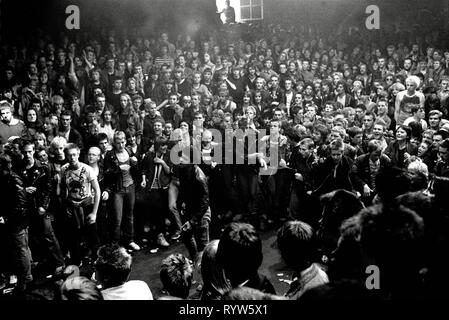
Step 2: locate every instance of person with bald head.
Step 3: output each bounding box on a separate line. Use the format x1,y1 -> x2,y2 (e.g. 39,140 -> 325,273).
87,146 -> 109,244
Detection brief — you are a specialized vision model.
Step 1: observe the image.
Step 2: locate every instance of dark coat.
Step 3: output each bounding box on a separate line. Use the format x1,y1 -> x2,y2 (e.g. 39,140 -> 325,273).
313,155 -> 355,196
103,148 -> 139,193
352,153 -> 391,193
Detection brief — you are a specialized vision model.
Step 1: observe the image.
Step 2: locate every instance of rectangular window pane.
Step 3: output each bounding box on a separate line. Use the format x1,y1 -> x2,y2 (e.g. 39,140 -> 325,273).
252,6 -> 262,19
252,0 -> 262,5
241,0 -> 251,6
241,7 -> 251,20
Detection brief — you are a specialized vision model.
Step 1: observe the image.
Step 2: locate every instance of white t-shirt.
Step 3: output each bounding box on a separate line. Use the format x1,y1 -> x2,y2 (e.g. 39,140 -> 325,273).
61,162 -> 97,201
102,280 -> 153,300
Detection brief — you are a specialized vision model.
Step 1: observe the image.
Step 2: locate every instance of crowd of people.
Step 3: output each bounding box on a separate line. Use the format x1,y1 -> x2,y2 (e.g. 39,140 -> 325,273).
1,14 -> 449,301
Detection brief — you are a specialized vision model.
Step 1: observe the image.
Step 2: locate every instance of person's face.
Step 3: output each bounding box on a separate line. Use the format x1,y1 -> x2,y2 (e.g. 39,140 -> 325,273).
180,122 -> 189,132
285,80 -> 293,91
66,148 -> 80,166
114,136 -> 126,151
23,144 -> 35,162
111,79 -> 121,90
404,59 -> 412,70
96,96 -> 106,109
304,85 -> 313,95
331,148 -> 343,163
87,149 -> 100,165
256,79 -> 264,90
422,133 -> 433,146
416,107 -> 425,119
306,106 -> 316,116
132,98 -> 142,110
438,146 -> 449,162
264,60 -> 273,69
418,142 -> 429,157
350,133 -> 362,146
373,124 -> 384,138
273,111 -> 282,120
433,134 -> 443,147
194,115 -> 204,126
363,115 -> 374,129
377,100 -> 387,114
324,104 -> 334,113
203,71 -> 212,81
87,112 -> 96,124
406,80 -> 417,92
35,135 -> 46,147
433,51 -> 441,61
328,131 -> 341,142
169,95 -> 178,106
336,84 -> 344,94
191,95 -> 200,107
36,150 -> 48,163
27,109 -> 37,123
137,102 -> 150,116
154,122 -> 163,134
302,61 -> 310,70
120,95 -> 130,107
191,72 -> 201,84
440,80 -> 449,92
378,58 -> 385,68
164,123 -> 173,134
128,80 -> 136,90
429,115 -> 440,128
246,109 -> 255,120
396,127 -> 407,141
346,111 -> 355,122
0,107 -> 12,123
369,149 -> 381,162
61,115 -> 71,129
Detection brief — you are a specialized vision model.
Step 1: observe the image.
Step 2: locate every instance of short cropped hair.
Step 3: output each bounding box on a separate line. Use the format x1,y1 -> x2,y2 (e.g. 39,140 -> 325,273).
277,220 -> 314,269
160,253 -> 193,299
217,223 -> 263,285
95,244 -> 132,287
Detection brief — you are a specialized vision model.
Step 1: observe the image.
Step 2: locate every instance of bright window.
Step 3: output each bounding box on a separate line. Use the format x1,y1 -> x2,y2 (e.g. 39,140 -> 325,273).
240,0 -> 263,21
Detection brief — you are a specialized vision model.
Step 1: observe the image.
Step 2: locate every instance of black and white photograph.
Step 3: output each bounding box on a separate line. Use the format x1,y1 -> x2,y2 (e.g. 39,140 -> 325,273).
0,0 -> 448,309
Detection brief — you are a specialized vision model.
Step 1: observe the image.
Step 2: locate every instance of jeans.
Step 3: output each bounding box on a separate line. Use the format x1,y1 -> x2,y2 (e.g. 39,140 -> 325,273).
96,201 -> 109,245
221,165 -> 240,215
29,215 -> 65,269
168,181 -> 183,230
9,228 -> 33,287
261,169 -> 290,221
110,184 -> 135,244
235,166 -> 259,216
182,213 -> 210,261
145,188 -> 169,237
64,202 -> 100,266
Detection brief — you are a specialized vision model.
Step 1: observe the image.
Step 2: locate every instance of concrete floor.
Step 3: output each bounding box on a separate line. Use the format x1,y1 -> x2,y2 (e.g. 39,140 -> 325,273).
129,229 -> 294,299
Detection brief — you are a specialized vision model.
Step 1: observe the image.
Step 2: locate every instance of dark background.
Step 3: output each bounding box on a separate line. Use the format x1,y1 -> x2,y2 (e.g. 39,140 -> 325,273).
1,0 -> 447,42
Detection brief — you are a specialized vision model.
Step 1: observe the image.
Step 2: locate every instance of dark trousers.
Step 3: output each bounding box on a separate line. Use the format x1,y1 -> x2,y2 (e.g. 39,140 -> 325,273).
29,215 -> 65,269
182,213 -> 210,261
8,228 -> 33,287
110,184 -> 135,244
146,188 -> 169,237
261,169 -> 290,222
235,166 -> 259,216
96,201 -> 109,245
64,202 -> 99,266
221,165 -> 240,215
